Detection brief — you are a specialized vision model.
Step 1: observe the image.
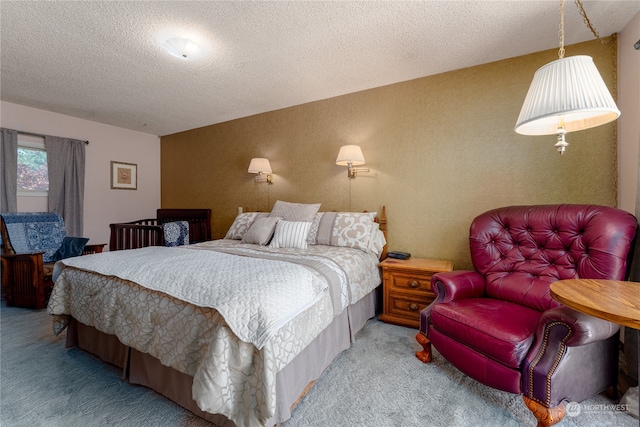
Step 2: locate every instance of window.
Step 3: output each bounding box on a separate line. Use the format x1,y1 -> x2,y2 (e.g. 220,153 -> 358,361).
17,136 -> 48,197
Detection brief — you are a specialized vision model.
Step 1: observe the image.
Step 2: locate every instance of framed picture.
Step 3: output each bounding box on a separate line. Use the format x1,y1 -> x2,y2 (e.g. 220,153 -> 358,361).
110,161 -> 137,190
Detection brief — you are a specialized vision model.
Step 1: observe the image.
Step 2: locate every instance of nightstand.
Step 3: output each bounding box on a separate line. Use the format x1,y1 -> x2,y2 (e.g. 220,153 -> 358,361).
378,257 -> 453,328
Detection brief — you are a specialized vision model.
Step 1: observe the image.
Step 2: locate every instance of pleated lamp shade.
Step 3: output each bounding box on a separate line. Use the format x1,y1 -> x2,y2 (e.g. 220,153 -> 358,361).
515,55 -> 620,136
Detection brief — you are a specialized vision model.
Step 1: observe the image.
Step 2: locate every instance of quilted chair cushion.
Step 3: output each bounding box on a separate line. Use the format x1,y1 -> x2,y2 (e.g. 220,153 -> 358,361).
430,298 -> 541,368
0,212 -> 66,262
469,204 -> 637,312
163,221 -> 189,247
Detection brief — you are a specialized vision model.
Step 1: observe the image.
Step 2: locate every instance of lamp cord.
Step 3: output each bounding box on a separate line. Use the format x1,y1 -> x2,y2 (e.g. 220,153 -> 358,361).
572,0 -> 617,202
560,0 -> 614,60
348,178 -> 352,211
574,0 -> 613,46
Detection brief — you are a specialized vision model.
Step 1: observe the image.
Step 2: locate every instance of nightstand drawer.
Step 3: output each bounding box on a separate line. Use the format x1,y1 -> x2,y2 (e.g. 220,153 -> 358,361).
386,271 -> 433,294
389,292 -> 432,317
378,257 -> 453,328
379,292 -> 433,328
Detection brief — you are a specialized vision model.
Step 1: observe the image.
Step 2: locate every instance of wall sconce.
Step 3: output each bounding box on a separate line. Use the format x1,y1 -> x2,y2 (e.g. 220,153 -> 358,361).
248,158 -> 273,184
514,0 -> 620,155
336,145 -> 370,179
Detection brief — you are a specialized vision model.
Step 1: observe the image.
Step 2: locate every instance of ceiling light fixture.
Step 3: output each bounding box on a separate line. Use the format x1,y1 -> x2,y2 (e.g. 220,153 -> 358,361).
514,0 -> 620,155
163,37 -> 203,60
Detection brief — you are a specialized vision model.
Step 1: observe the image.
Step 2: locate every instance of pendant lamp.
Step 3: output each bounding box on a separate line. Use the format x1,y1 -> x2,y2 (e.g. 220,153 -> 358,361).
514,0 -> 620,155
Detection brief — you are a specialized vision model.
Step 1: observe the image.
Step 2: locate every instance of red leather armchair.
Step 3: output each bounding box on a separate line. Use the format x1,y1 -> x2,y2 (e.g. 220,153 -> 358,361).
415,205 -> 637,426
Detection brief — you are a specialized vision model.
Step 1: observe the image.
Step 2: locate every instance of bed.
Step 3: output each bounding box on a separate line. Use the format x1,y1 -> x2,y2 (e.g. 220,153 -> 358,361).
47,203 -> 387,426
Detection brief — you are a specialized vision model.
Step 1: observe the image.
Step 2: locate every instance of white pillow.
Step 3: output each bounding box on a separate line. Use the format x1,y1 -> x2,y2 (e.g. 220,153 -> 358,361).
368,222 -> 387,258
269,200 -> 321,222
269,220 -> 312,249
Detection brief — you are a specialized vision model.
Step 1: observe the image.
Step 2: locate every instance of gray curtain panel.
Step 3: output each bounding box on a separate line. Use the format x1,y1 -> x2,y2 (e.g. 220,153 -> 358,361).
45,136 -> 86,237
0,128 -> 18,213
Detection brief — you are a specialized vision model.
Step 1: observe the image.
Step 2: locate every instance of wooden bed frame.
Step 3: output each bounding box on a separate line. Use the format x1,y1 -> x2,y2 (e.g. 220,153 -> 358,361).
109,208 -> 211,251
68,206 -> 387,426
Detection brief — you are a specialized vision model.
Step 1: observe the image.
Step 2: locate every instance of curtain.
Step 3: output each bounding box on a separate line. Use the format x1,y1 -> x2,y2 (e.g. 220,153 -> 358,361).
0,128 -> 18,212
45,136 -> 86,237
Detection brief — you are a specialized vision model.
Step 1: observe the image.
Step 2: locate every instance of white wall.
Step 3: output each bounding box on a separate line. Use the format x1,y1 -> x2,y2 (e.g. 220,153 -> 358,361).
1,101 -> 161,249
618,12 -> 640,214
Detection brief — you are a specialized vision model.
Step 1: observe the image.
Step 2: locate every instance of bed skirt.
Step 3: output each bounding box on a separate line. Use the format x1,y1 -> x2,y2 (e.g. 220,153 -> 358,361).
64,290 -> 377,426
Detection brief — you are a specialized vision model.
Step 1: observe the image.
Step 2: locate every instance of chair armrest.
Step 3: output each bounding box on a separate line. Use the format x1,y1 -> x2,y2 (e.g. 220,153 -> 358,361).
83,243 -> 106,255
524,306 -> 620,408
536,306 -> 620,346
1,252 -> 45,263
418,270 -> 486,338
431,270 -> 486,303
1,252 -> 46,286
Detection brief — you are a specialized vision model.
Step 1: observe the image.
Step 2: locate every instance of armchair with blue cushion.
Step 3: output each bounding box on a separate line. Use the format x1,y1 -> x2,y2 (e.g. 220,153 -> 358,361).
0,212 -> 105,309
415,205 -> 637,427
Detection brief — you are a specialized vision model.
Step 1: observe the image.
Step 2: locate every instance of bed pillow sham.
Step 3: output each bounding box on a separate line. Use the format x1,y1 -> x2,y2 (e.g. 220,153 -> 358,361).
307,212 -> 376,252
224,212 -> 269,240
269,220 -> 312,249
268,200 -> 321,222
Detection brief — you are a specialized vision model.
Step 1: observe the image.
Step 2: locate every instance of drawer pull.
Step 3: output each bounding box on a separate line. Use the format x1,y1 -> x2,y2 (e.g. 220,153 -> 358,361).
409,280 -> 419,288
409,303 -> 419,311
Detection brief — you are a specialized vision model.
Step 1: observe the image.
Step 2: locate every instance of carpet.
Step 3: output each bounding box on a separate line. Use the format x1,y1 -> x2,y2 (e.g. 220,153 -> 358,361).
1,303 -> 636,426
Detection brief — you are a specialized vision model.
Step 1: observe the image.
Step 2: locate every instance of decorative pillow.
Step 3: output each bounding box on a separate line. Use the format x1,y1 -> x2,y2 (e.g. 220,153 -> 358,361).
163,221 -> 189,247
306,212 -> 324,244
269,200 -> 321,222
224,212 -> 268,240
241,216 -> 281,245
269,220 -> 312,249
51,237 -> 89,262
310,212 -> 376,252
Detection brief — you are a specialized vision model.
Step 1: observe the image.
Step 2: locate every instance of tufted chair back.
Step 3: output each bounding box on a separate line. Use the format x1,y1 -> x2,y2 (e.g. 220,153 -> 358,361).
469,205 -> 637,312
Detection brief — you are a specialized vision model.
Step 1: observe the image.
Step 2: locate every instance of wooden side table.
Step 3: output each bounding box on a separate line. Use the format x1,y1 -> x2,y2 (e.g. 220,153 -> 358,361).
550,279 -> 640,421
378,257 -> 453,328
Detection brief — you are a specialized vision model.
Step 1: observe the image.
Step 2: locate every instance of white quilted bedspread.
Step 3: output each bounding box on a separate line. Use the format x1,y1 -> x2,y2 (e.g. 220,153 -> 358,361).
52,245 -> 327,349
47,241 -> 381,426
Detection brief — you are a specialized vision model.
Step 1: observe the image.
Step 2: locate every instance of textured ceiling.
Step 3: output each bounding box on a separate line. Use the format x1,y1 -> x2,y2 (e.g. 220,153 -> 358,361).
1,1 -> 639,136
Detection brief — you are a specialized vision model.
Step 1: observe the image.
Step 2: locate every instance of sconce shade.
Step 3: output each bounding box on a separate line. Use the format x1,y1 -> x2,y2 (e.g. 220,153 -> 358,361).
515,55 -> 620,135
248,158 -> 272,174
336,145 -> 366,166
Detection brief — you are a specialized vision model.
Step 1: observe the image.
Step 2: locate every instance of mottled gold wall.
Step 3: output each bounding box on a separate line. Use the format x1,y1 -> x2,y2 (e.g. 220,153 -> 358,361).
161,39 -> 617,269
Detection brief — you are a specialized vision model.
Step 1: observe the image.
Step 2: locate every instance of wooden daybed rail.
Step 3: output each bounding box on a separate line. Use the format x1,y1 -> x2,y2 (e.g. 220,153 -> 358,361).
109,208 -> 211,251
